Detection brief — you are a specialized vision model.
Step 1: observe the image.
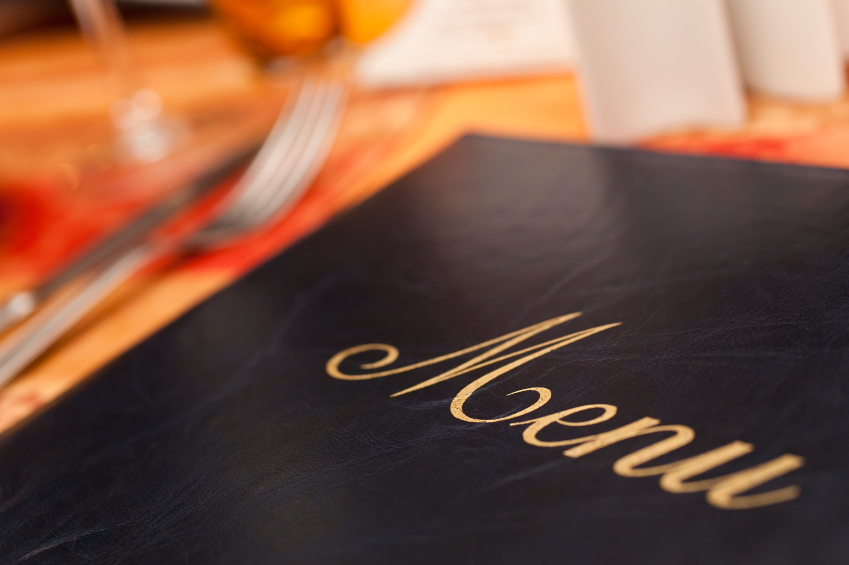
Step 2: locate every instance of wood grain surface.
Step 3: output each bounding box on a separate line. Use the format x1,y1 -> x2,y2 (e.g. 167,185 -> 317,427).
2,14 -> 849,435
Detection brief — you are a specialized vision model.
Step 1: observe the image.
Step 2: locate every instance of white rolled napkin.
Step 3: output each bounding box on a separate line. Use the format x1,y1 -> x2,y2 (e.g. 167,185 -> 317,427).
833,0 -> 849,57
726,0 -> 845,101
565,0 -> 745,143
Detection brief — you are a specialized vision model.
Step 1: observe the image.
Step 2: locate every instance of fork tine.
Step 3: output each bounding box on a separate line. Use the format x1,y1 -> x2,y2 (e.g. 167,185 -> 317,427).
195,77 -> 348,245
234,80 -> 334,218
199,78 -> 320,233
229,78 -> 319,206
241,80 -> 347,224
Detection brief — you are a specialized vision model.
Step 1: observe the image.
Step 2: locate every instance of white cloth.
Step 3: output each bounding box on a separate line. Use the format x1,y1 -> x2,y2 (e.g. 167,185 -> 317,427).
727,0 -> 845,101
356,0 -> 575,87
566,0 -> 745,143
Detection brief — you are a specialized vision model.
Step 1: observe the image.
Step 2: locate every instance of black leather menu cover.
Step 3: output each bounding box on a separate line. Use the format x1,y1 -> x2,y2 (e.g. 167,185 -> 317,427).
2,136 -> 849,564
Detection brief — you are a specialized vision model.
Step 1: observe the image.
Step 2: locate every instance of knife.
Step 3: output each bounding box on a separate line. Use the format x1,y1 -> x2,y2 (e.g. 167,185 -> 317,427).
0,143 -> 261,334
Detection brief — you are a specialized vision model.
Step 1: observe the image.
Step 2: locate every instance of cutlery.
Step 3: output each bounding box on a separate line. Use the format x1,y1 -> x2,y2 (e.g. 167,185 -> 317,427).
0,77 -> 348,388
0,145 -> 260,335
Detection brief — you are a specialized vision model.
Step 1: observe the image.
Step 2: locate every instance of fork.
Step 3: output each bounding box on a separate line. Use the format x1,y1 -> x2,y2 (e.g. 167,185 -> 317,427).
0,77 -> 348,388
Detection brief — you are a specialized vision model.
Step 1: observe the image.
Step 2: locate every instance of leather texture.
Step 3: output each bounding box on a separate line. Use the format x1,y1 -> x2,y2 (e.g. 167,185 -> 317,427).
2,136 -> 849,564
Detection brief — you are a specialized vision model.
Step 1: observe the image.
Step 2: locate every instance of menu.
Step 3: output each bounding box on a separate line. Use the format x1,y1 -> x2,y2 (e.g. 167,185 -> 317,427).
1,136 -> 848,563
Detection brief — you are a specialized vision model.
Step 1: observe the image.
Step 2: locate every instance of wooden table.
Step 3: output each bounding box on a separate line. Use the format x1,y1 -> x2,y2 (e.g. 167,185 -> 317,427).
2,14 -> 849,434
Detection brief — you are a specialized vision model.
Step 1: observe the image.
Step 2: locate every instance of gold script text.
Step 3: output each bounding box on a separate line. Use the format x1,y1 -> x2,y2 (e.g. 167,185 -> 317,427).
326,313 -> 804,510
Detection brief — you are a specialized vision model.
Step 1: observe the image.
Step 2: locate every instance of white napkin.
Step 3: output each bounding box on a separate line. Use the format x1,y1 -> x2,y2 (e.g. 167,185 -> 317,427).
565,0 -> 745,143
726,0 -> 845,101
355,0 -> 575,88
834,0 -> 849,57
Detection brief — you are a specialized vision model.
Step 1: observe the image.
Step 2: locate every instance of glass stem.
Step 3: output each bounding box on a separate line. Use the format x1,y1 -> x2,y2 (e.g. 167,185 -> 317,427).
70,0 -> 140,98
70,0 -> 181,162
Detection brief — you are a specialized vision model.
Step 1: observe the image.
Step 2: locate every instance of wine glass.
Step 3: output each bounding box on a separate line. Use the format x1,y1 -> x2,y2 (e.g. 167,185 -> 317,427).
68,0 -> 185,162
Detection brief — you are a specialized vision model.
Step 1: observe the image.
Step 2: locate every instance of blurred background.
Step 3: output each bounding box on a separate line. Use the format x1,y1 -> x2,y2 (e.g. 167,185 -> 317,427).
4,0 -> 849,430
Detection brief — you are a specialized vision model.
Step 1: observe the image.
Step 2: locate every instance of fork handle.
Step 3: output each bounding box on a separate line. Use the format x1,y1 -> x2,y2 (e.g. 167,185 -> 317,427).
0,243 -> 159,388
